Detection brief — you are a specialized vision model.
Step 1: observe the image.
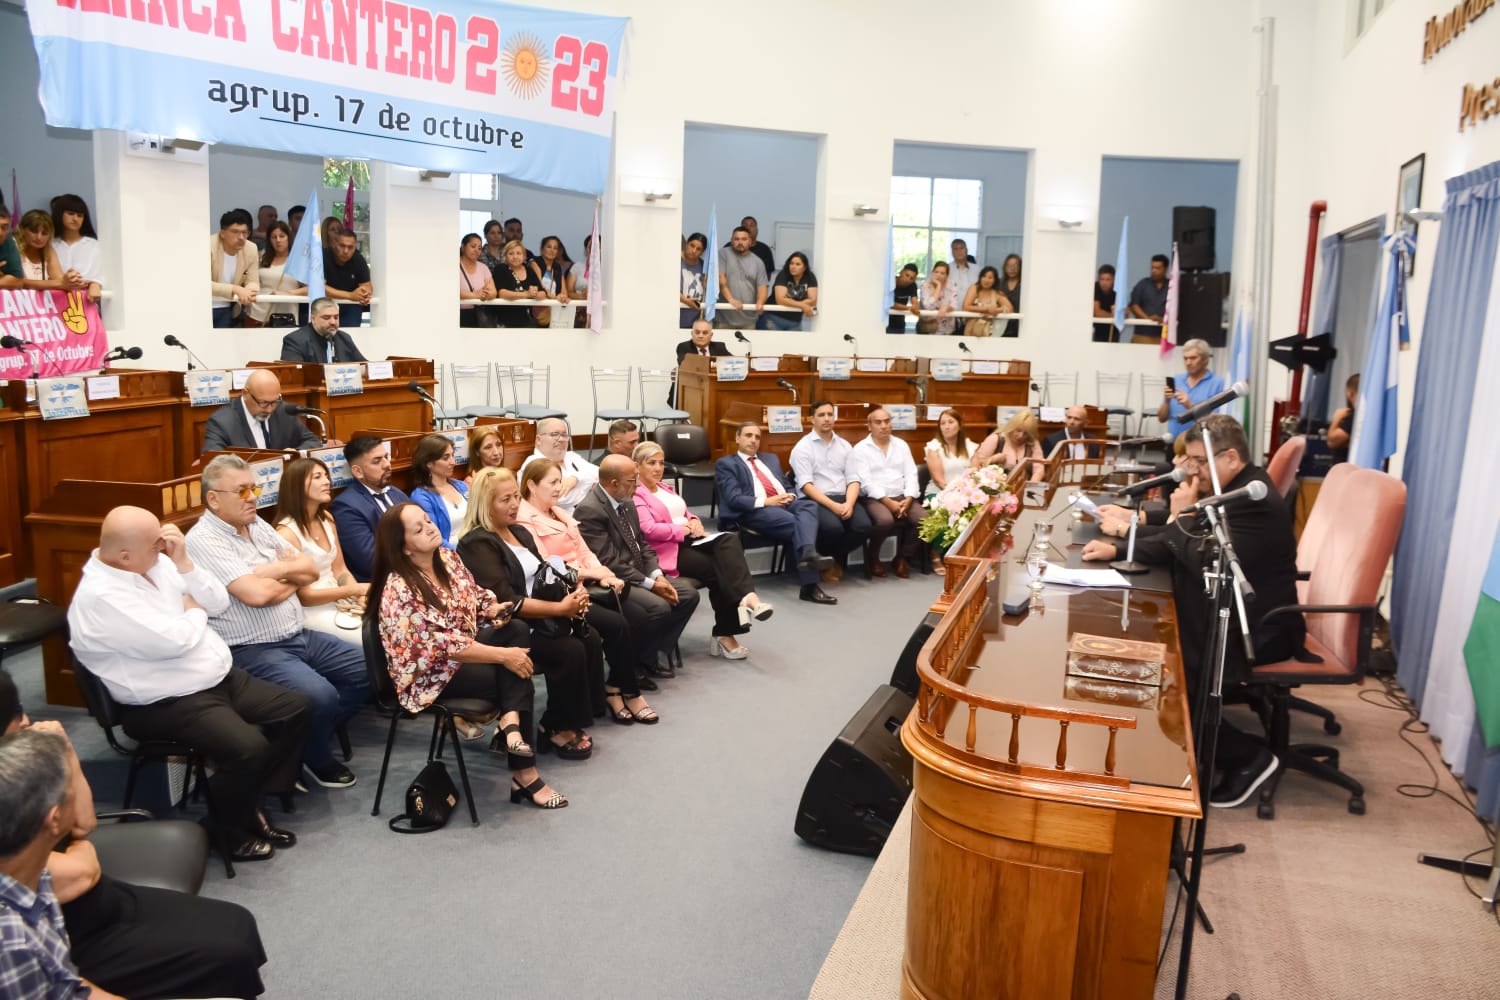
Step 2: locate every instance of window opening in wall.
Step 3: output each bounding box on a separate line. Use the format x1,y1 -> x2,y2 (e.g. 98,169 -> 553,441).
459,172 -> 499,240
890,175 -> 982,278
322,158 -> 371,262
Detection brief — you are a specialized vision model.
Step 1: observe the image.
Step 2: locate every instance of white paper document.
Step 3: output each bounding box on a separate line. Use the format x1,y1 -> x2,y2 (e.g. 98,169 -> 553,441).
689,532 -> 725,545
1041,565 -> 1130,588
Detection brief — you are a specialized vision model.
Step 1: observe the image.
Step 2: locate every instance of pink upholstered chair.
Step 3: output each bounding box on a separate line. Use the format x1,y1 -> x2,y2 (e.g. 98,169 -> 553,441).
1266,435 -> 1306,499
1247,465 -> 1406,819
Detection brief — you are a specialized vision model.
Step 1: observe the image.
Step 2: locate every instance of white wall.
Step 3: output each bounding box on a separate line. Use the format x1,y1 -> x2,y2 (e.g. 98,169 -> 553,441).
207,145 -> 324,224
682,124 -> 820,265
13,0 -> 1288,427
0,6 -> 93,215
891,141 -> 1031,251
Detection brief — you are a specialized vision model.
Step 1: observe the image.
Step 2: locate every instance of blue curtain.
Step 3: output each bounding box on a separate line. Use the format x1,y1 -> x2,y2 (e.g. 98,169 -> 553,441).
1391,162 -> 1500,704
1302,234 -> 1343,418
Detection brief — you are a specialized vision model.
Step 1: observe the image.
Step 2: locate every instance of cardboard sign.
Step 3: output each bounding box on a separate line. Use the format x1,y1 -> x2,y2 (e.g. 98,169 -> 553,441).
324,364 -> 364,396
930,358 -> 964,382
308,446 -> 353,489
887,404 -> 917,431
186,369 -> 232,407
715,357 -> 749,382
750,356 -> 782,372
971,360 -> 1001,375
366,360 -> 395,381
443,429 -> 470,465
36,376 -> 89,420
232,369 -> 253,390
766,405 -> 803,434
251,458 -> 284,510
86,375 -> 120,400
817,356 -> 853,380
856,357 -> 889,372
1040,406 -> 1066,423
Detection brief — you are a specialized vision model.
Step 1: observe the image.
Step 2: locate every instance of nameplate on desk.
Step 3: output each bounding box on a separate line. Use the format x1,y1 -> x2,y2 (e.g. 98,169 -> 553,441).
36,376 -> 89,420
926,403 -> 948,422
185,369 -> 231,407
86,375 -> 120,401
443,428 -> 469,464
324,363 -> 364,396
817,357 -> 853,380
766,405 -> 802,434
930,359 -> 964,381
365,360 -> 394,381
996,405 -> 1025,426
887,404 -> 917,431
251,458 -> 283,509
855,357 -> 889,373
309,447 -> 352,488
971,360 -> 1001,375
1039,406 -> 1066,423
232,369 -> 253,391
749,356 -> 782,372
715,357 -> 748,382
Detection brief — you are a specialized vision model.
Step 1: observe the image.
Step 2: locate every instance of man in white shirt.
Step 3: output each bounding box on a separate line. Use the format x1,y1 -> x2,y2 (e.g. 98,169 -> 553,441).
853,407 -> 924,579
68,505 -> 310,862
948,239 -> 979,311
790,400 -> 871,582
521,417 -> 598,514
187,455 -> 369,790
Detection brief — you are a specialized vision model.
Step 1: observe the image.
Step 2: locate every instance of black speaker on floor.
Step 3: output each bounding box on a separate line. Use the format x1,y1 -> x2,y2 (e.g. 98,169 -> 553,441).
1179,271 -> 1229,347
795,685 -> 914,856
1173,205 -> 1217,272
889,612 -> 940,697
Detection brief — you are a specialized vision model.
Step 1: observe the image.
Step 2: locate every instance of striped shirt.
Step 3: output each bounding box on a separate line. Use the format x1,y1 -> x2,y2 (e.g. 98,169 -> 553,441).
0,871 -> 87,1000
185,509 -> 305,647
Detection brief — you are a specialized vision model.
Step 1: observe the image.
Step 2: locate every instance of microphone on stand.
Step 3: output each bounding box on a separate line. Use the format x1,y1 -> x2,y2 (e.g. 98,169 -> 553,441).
734,331 -> 752,355
776,378 -> 798,403
163,334 -> 210,372
99,346 -> 143,372
0,335 -> 34,350
408,380 -> 452,429
843,333 -> 859,356
957,341 -> 973,355
905,376 -> 928,404
282,401 -> 328,442
1116,466 -> 1185,497
1182,380 -> 1249,422
3,334 -> 63,377
1118,432 -> 1175,447
1180,479 -> 1268,515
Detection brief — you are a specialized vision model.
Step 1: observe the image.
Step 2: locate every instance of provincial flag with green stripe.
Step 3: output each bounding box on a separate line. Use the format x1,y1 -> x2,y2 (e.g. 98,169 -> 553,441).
1464,525 -> 1500,748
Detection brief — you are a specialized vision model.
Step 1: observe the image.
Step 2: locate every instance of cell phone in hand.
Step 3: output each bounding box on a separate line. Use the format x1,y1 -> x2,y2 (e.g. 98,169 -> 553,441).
1165,376 -> 1176,391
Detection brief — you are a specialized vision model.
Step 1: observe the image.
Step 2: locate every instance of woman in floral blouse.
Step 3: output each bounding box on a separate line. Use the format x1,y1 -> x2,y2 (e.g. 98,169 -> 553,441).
368,503 -> 566,809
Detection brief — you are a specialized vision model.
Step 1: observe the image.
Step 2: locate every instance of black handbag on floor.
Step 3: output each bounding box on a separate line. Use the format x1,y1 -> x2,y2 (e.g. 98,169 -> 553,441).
387,759 -> 459,834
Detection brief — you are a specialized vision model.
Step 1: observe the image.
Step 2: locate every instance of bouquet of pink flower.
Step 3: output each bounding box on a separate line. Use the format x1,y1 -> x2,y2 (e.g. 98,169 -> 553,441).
918,467 -> 1019,549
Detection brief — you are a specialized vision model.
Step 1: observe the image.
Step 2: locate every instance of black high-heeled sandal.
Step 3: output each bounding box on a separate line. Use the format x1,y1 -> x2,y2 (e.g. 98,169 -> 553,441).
490,722 -> 534,770
537,724 -> 593,761
624,695 -> 659,725
510,776 -> 567,809
603,689 -> 635,726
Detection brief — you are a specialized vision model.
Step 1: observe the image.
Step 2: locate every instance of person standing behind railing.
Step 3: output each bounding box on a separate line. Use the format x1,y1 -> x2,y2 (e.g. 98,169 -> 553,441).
888,262 -> 921,333
763,252 -> 818,331
528,235 -> 574,328
244,221 -> 305,328
493,239 -> 541,328
49,194 -> 102,303
679,232 -> 707,329
458,233 -> 498,328
323,230 -> 372,329
917,261 -> 958,335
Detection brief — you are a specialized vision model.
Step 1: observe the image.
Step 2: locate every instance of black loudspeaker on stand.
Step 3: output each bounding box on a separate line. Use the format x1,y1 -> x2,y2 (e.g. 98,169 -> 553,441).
1173,205 -> 1217,271
795,684 -> 914,856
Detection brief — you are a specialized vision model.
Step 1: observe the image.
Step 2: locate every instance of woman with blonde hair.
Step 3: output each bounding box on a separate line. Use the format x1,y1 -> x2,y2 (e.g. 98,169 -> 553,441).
15,210 -> 80,292
972,410 -> 1046,481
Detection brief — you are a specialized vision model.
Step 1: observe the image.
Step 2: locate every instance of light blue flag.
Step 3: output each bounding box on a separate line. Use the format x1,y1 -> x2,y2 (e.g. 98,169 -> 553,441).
1112,217 -> 1129,338
1349,231 -> 1414,469
881,220 -> 897,330
284,188 -> 324,302
1227,302 -> 1253,424
703,206 -> 720,322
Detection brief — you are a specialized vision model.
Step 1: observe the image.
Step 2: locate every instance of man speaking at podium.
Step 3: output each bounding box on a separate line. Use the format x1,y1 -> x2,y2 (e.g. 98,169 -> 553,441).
201,369 -> 321,454
279,297 -> 368,365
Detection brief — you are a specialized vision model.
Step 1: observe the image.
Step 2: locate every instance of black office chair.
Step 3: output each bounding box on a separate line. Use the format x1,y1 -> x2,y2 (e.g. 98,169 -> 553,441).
71,656 -> 235,878
0,597 -> 68,671
654,424 -> 718,516
90,809 -> 209,895
361,616 -> 493,827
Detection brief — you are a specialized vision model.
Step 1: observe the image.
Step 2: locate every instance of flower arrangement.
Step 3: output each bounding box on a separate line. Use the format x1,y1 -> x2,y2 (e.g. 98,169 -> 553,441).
918,464 -> 1020,550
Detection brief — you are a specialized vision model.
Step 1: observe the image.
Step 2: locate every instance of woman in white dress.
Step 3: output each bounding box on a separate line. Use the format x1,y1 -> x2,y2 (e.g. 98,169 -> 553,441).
923,408 -> 979,572
272,457 -> 368,637
244,221 -> 306,328
48,194 -> 102,302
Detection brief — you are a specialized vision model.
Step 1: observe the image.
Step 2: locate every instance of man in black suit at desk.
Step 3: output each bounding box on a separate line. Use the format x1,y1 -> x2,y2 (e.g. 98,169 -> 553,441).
670,319 -> 731,406
1042,406 -> 1102,460
201,369 -> 321,454
1081,414 -> 1303,810
575,455 -> 699,679
279,297 -> 368,365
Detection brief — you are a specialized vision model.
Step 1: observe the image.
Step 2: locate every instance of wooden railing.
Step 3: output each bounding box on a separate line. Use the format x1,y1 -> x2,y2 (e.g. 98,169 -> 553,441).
914,545 -> 1138,785
931,463 -> 1031,613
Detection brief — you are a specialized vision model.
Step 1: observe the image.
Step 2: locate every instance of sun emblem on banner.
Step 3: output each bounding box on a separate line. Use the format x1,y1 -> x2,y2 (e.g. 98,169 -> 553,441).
500,33 -> 550,100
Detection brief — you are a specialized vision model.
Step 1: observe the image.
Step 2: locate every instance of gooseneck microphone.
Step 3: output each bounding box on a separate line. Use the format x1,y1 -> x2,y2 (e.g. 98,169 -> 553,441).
843,333 -> 859,355
163,334 -> 210,371
408,380 -> 451,429
1117,466 -> 1186,497
1182,380 -> 1249,422
1,335 -> 35,350
734,331 -> 752,355
957,341 -> 973,355
776,378 -> 798,403
281,402 -> 325,416
1180,479 -> 1269,515
1118,432 -> 1176,447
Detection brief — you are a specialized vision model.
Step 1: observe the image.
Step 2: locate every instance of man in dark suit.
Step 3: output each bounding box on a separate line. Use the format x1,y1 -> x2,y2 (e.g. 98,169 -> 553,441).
715,421 -> 836,605
278,297 -> 368,365
1042,406 -> 1103,460
575,455 -> 700,678
669,318 -> 731,406
330,436 -> 409,582
1082,414 -> 1303,809
201,369 -> 321,454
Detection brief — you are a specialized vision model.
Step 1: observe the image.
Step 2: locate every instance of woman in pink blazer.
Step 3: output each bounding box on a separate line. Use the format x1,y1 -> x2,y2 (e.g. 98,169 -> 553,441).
632,441 -> 773,659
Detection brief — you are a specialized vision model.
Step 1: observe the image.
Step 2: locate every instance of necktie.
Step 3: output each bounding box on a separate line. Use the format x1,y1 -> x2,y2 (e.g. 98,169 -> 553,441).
746,456 -> 781,498
373,489 -> 389,512
257,418 -> 270,446
699,346 -> 709,356
327,339 -> 336,363
613,502 -> 646,570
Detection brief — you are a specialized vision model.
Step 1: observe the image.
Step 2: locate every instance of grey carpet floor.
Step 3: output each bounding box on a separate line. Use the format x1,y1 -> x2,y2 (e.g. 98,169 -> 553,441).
13,566 -> 934,1000
812,678 -> 1500,1000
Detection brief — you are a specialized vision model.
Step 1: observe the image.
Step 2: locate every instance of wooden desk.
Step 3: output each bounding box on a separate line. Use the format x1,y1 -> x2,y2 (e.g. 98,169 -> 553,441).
678,354 -> 813,456
901,488 -> 1200,1000
176,363 -> 315,468
27,475 -> 207,706
0,407 -> 22,584
922,358 -> 1033,408
815,357 -> 921,407
303,357 -> 438,440
471,416 -> 537,472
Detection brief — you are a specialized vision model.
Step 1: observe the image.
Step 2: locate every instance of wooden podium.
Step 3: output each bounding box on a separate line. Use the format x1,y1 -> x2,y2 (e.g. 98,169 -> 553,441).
922,357 -> 1033,408
677,354 -> 813,456
902,486 -> 1200,1000
175,363 -> 315,468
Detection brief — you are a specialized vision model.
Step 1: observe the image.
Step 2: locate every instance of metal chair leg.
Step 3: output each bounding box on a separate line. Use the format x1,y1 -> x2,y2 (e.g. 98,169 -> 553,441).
371,712 -> 401,817
445,716 -> 481,827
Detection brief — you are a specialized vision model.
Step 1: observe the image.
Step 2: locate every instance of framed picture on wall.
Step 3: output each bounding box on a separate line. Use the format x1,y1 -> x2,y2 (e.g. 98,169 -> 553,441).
1395,153 -> 1425,277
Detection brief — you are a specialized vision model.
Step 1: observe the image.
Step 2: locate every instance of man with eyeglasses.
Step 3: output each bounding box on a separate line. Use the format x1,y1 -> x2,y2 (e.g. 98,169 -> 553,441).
331,435 -> 410,583
187,455 -> 369,790
1081,415 -> 1303,809
209,207 -> 259,328
521,417 -> 598,515
201,369 -> 321,454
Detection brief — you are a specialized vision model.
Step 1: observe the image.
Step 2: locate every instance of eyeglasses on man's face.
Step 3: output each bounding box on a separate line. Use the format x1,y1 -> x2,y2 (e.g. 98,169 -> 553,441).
209,485 -> 264,501
542,431 -> 570,439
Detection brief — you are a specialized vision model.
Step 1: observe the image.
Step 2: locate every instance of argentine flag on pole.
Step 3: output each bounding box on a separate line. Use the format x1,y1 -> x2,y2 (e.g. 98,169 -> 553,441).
1159,242 -> 1180,358
1349,231 -> 1413,469
283,188 -> 324,301
1465,524 -> 1500,748
1112,217 -> 1129,340
703,206 -> 720,322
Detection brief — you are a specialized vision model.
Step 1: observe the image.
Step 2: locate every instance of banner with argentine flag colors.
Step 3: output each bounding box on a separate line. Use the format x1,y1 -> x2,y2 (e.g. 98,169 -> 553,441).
1349,231 -> 1413,469
26,0 -> 628,194
1465,525 -> 1500,749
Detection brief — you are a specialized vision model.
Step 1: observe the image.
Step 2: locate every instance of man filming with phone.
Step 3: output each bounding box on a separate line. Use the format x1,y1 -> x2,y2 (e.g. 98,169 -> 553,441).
1157,338 -> 1226,442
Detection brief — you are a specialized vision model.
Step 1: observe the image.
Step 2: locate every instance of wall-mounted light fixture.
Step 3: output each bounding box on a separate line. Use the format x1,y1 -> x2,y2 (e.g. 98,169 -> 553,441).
419,170 -> 452,181
852,203 -> 879,217
162,137 -> 206,152
644,190 -> 674,202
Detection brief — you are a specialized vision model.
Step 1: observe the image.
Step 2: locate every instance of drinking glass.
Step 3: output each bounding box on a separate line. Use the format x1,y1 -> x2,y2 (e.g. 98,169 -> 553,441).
1027,548 -> 1046,591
